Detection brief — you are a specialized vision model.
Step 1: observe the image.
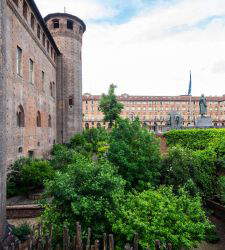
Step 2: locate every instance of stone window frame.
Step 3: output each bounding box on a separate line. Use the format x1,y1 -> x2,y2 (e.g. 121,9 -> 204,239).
48,115 -> 52,128
69,96 -> 74,106
23,0 -> 28,20
17,105 -> 25,127
36,111 -> 41,127
67,19 -> 74,30
29,58 -> 34,84
16,46 -> 22,76
53,19 -> 60,29
30,12 -> 35,30
41,71 -> 45,92
18,147 -> 23,153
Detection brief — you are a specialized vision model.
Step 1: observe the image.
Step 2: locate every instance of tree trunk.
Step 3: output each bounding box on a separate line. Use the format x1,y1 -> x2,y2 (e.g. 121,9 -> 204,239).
0,0 -> 7,240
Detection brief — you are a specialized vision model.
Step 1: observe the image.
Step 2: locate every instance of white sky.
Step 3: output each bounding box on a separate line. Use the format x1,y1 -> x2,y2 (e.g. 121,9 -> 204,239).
35,0 -> 225,96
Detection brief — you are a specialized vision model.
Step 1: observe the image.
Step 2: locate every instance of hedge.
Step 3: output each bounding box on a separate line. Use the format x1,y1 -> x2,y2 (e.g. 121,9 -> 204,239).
164,128 -> 225,150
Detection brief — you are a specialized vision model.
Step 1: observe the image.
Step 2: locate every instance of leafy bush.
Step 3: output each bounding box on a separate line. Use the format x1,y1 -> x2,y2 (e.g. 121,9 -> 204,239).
41,153 -> 125,241
69,128 -> 109,156
108,118 -> 162,191
162,146 -> 217,199
164,128 -> 225,150
12,223 -> 31,241
218,176 -> 225,204
108,187 -> 213,250
50,144 -> 79,171
7,158 -> 54,196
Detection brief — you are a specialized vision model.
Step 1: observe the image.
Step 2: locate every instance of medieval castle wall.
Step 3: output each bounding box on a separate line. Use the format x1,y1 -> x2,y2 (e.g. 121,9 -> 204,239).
1,0 -> 85,164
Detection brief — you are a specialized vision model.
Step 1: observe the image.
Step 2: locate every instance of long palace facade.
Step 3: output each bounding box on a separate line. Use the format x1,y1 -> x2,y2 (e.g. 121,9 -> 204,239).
82,93 -> 225,131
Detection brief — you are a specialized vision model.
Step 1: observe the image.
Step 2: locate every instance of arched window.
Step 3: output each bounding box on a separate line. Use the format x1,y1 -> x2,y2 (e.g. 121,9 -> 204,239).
85,123 -> 89,129
48,115 -> 52,128
97,122 -> 101,128
17,105 -> 25,127
37,111 -> 41,127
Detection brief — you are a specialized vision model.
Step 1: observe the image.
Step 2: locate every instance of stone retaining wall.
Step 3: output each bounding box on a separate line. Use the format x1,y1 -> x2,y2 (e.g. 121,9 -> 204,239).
6,205 -> 43,219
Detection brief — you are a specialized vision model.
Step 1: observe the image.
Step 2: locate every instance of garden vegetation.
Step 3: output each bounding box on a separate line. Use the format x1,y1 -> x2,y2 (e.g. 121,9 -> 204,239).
7,86 -> 225,249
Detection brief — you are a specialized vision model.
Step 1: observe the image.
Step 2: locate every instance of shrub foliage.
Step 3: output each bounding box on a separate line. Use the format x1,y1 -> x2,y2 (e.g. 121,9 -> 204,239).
41,153 -> 125,240
108,118 -> 162,191
109,187 -> 212,249
164,128 -> 225,150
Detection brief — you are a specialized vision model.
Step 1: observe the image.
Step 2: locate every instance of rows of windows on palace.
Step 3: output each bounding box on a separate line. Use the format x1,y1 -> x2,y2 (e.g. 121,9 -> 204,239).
12,0 -> 57,61
83,101 -> 225,122
16,46 -> 56,97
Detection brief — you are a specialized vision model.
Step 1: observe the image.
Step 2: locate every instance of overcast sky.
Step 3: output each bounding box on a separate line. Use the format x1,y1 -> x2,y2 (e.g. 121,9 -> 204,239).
35,0 -> 225,96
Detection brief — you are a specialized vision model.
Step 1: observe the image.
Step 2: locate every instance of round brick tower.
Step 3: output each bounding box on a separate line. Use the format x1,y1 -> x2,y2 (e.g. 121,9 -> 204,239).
44,13 -> 86,142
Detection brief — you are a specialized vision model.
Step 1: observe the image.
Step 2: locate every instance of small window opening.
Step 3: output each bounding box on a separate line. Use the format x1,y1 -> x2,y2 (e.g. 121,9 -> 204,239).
37,142 -> 40,147
31,13 -> 35,30
23,1 -> 28,20
37,111 -> 41,127
79,26 -> 83,34
97,123 -> 101,128
67,20 -> 74,30
29,59 -> 34,84
17,105 -> 25,127
42,71 -> 45,91
16,46 -> 22,76
18,147 -> 23,153
53,19 -> 59,29
28,150 -> 34,158
48,115 -> 52,127
50,82 -> 53,97
85,123 -> 89,129
69,97 -> 74,106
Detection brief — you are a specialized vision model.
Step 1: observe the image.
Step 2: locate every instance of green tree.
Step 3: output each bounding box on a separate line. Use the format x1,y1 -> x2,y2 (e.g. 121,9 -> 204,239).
108,187 -> 213,249
7,158 -> 54,196
99,84 -> 124,128
108,118 -> 162,191
162,145 -> 217,199
41,153 -> 125,241
69,127 -> 109,156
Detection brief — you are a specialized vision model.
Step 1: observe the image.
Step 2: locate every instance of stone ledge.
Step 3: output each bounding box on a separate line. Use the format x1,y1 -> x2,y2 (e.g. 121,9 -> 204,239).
6,204 -> 43,219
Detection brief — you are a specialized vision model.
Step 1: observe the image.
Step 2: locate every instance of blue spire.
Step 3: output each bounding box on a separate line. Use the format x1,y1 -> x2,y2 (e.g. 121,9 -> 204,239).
188,70 -> 192,96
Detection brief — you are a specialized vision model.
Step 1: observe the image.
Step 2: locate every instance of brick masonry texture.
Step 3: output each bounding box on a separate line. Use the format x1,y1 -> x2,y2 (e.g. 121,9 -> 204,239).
45,14 -> 85,142
0,0 -> 7,237
2,0 -> 85,163
0,0 -> 85,236
83,93 -> 225,130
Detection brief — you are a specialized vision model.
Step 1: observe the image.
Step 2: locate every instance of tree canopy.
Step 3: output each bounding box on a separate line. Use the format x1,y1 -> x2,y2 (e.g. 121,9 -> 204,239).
99,84 -> 124,127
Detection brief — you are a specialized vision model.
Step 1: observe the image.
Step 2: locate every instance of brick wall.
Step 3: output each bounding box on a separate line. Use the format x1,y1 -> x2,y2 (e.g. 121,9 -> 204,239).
0,0 -> 7,238
5,0 -> 58,164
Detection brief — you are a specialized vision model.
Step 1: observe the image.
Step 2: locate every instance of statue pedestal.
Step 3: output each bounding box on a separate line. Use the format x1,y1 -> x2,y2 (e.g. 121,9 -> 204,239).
195,116 -> 213,128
